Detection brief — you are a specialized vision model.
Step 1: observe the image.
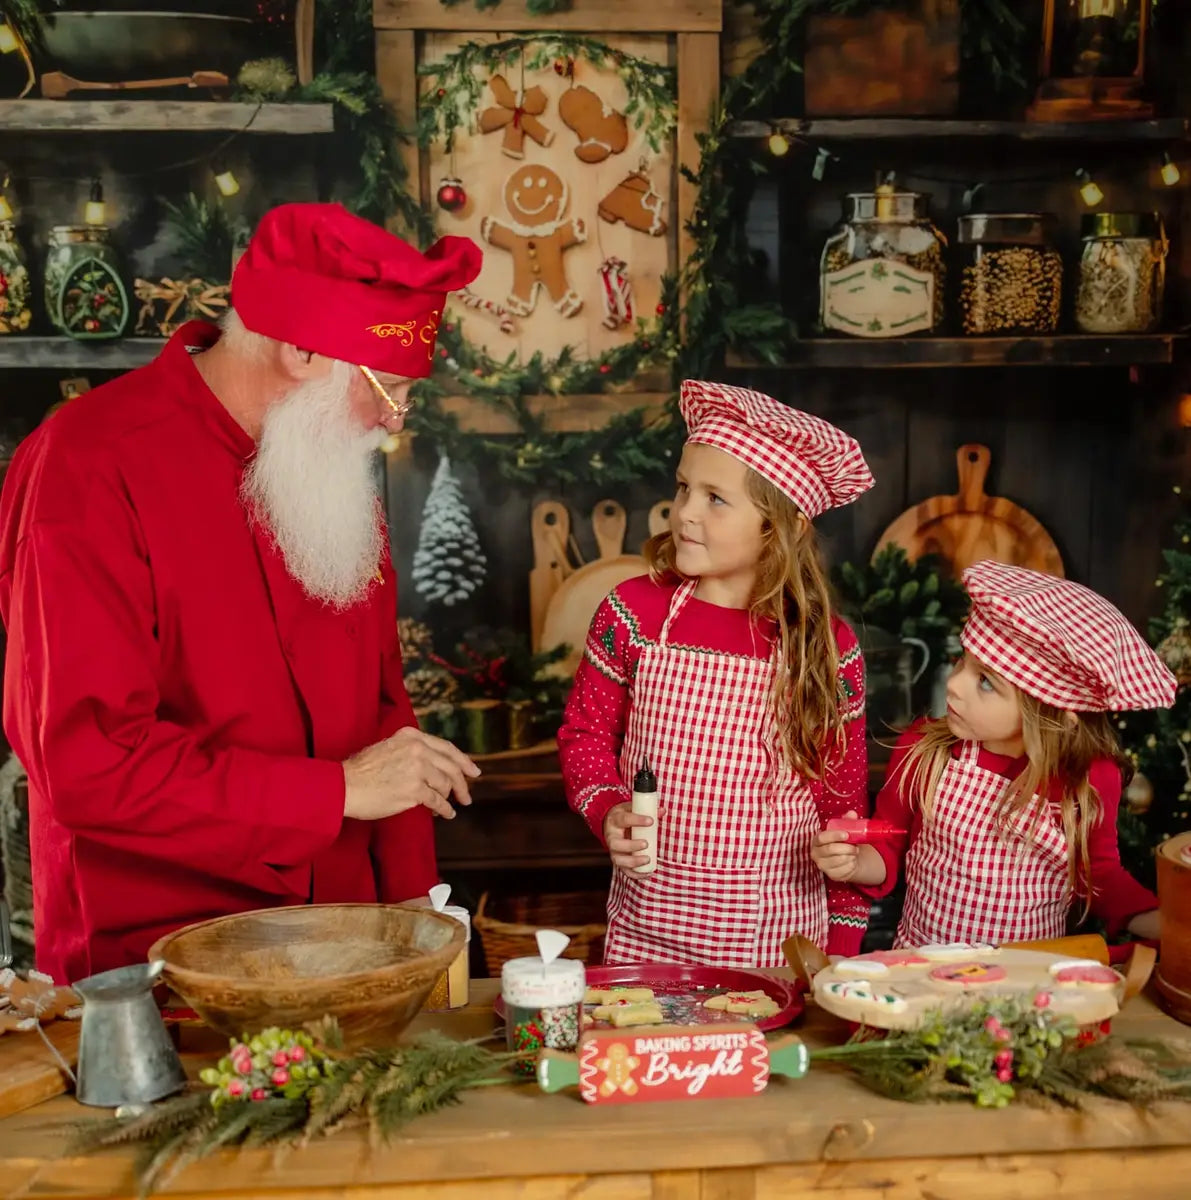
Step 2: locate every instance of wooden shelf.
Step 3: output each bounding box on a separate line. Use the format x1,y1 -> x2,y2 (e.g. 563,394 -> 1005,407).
0,100 -> 334,134
729,117 -> 1191,142
725,334 -> 1184,370
0,337 -> 163,369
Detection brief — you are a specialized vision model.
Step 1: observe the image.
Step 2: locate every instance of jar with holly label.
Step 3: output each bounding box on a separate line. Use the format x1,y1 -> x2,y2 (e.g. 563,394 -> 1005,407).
501,951 -> 584,1076
820,183 -> 947,338
0,222 -> 32,334
44,225 -> 129,340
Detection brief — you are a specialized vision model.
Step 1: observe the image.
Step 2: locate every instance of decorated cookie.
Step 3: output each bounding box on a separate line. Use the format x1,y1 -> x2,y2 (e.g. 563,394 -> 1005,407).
1051,963 -> 1122,990
929,962 -> 1008,987
0,968 -> 81,1022
597,1002 -> 666,1028
585,987 -> 655,1005
835,958 -> 890,977
823,979 -> 908,1014
702,990 -> 780,1018
851,950 -> 931,968
478,74 -> 554,159
919,943 -> 998,961
558,84 -> 628,164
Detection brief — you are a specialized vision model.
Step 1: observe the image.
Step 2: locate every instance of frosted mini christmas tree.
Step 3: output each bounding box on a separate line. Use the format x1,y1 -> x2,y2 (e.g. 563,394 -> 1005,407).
412,457 -> 487,608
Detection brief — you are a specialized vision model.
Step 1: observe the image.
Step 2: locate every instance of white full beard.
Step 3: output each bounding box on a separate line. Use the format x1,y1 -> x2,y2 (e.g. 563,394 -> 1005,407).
241,362 -> 388,610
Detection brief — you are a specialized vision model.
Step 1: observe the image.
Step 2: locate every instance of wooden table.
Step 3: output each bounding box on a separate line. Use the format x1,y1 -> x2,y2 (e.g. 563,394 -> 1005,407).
3,976 -> 1191,1199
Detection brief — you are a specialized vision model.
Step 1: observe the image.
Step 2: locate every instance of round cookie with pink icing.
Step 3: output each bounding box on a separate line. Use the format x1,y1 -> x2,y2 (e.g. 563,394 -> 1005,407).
929,962 -> 1008,987
1049,960 -> 1123,991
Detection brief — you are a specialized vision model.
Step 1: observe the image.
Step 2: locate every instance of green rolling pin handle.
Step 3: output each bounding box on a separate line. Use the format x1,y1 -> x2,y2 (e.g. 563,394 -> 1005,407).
537,1050 -> 580,1093
767,1035 -> 810,1081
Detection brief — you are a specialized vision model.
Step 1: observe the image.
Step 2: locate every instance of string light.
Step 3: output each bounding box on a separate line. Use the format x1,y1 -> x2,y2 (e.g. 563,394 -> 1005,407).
213,164 -> 241,197
84,178 -> 106,226
1162,152 -> 1181,187
1076,169 -> 1103,207
811,147 -> 832,181
0,22 -> 18,54
767,128 -> 791,158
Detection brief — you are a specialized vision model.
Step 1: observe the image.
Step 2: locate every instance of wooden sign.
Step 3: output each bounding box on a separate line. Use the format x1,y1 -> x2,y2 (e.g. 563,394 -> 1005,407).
538,1023 -> 808,1105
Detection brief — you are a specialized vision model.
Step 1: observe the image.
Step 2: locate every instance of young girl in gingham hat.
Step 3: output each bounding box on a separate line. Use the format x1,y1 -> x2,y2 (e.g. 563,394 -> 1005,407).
558,380 -> 876,968
812,559 -> 1176,949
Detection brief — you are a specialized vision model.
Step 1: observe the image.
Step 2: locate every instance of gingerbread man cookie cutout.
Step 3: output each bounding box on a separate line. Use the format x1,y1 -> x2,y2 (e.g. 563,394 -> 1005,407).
596,1042 -> 640,1098
478,74 -> 554,160
559,85 -> 628,164
481,167 -> 586,318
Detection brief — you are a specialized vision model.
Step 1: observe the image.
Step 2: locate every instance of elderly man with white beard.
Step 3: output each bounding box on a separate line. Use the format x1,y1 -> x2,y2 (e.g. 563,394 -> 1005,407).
0,203 -> 484,984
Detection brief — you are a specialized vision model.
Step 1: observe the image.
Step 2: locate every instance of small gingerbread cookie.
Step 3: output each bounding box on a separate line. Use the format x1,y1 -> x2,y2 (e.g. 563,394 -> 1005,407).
929,962 -> 1008,987
0,968 -> 81,1021
558,84 -> 628,164
1050,962 -> 1122,990
584,986 -> 655,1005
702,990 -> 780,1018
595,1002 -> 666,1027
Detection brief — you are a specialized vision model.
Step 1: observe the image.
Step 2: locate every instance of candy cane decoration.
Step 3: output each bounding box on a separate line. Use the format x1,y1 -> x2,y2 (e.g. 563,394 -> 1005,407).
457,287 -> 516,334
598,256 -> 633,330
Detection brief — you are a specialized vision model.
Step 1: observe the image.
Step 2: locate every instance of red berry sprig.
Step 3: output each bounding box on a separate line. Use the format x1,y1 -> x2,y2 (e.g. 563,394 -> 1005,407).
200,1027 -> 329,1108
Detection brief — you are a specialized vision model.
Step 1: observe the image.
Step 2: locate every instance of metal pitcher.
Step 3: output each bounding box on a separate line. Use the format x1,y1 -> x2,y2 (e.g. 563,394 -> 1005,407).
860,627 -> 932,731
73,960 -> 187,1108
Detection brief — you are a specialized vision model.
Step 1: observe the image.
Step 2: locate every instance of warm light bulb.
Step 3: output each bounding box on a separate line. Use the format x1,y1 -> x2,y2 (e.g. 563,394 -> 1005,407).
0,23 -> 18,54
84,179 -> 106,226
0,194 -> 12,223
1076,170 -> 1103,207
214,169 -> 240,198
767,131 -> 791,158
1162,154 -> 1181,187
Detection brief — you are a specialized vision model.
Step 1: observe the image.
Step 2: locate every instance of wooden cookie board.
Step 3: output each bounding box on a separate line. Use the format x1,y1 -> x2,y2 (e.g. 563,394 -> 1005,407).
813,948 -> 1122,1031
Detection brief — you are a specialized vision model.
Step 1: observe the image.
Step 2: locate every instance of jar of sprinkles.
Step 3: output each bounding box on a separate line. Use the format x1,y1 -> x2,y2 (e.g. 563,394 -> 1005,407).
501,934 -> 585,1075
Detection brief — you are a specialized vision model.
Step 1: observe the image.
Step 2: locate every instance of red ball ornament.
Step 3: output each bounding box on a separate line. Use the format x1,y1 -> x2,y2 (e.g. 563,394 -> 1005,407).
436,177 -> 467,213
655,303 -> 666,316
598,364 -> 611,375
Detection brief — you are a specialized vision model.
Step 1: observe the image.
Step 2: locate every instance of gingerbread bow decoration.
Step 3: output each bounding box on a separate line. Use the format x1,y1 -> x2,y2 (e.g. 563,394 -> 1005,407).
478,74 -> 555,160
134,277 -> 229,336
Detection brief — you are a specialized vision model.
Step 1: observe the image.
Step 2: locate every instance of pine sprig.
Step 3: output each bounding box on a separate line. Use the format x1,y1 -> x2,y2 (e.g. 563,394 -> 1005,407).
161,193 -> 239,284
68,1027 -> 517,1197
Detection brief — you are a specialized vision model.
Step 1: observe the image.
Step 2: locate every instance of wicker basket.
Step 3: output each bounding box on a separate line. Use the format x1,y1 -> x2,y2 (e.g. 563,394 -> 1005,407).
474,890 -> 607,977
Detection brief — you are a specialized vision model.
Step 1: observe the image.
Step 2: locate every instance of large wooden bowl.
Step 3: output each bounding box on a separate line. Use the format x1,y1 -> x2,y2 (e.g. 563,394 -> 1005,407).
148,904 -> 465,1049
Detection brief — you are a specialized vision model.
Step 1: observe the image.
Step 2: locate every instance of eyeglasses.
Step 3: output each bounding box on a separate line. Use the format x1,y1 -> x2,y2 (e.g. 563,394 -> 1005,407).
359,364 -> 412,419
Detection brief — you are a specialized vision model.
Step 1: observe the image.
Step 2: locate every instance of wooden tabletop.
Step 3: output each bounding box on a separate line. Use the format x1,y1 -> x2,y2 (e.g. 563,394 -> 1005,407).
3,976 -> 1191,1199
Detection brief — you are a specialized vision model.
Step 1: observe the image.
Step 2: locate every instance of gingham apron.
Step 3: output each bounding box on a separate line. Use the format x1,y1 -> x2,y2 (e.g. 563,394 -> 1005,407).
895,741 -> 1070,947
604,578 -> 828,969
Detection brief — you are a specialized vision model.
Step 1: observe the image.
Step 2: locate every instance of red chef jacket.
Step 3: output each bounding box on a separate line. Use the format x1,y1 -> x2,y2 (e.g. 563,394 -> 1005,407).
0,322 -> 437,984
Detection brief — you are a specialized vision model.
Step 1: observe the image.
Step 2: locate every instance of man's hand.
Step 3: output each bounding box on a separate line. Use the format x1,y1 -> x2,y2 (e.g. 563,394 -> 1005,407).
342,726 -> 480,821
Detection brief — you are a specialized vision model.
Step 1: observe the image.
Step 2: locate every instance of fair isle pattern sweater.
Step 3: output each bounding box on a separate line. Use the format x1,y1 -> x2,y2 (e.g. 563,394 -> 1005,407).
557,574 -> 871,956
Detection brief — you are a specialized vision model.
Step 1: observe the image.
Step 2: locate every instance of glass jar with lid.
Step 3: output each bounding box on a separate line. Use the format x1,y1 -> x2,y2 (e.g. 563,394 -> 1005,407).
44,225 -> 129,340
1074,212 -> 1167,335
819,183 -> 946,338
0,222 -> 32,334
956,213 -> 1063,336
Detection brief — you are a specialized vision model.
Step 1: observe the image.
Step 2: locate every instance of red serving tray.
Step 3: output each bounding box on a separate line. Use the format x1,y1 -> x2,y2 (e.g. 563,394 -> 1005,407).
493,963 -> 805,1033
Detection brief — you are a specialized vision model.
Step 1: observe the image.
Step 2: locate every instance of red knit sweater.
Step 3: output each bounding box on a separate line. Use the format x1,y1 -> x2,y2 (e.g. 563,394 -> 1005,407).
558,574 -> 872,956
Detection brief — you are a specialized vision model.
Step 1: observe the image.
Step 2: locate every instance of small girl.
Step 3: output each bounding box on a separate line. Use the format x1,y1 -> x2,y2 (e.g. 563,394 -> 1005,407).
812,559 -> 1174,948
558,379 -> 876,969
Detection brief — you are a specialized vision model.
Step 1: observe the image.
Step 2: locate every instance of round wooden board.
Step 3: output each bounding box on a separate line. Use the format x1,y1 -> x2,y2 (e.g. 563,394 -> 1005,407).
874,444 -> 1064,578
812,948 -> 1122,1031
539,555 -> 646,677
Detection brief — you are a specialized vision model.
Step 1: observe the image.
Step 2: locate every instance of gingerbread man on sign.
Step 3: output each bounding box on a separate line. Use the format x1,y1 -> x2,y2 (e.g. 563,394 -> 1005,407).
480,166 -> 586,318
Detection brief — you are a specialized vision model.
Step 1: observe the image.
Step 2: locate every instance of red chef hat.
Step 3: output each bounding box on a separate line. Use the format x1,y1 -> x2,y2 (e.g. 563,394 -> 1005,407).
231,203 -> 482,378
679,379 -> 874,518
961,560 -> 1176,712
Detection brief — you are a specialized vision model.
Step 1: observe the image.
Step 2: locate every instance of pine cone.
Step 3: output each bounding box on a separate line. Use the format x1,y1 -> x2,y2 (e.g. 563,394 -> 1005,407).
1158,626 -> 1191,686
404,666 -> 459,709
398,617 -> 436,666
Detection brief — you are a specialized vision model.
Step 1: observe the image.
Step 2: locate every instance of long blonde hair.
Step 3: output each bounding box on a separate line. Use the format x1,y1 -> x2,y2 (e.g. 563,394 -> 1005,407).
643,469 -> 844,779
897,697 -> 1132,906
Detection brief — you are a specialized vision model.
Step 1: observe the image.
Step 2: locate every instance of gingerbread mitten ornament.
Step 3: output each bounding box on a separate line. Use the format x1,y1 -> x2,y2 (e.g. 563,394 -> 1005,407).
480,167 -> 586,318
559,85 -> 629,164
598,168 -> 668,237
478,74 -> 554,160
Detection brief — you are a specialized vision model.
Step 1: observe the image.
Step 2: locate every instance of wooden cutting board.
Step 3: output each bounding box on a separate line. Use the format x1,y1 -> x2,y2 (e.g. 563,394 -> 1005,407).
0,1019 -> 79,1118
874,444 -> 1064,578
538,499 -> 670,677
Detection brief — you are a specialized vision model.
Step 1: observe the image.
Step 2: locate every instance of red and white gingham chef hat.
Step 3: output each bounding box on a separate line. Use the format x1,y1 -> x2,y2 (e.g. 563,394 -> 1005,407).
961,560 -> 1176,712
679,380 -> 874,518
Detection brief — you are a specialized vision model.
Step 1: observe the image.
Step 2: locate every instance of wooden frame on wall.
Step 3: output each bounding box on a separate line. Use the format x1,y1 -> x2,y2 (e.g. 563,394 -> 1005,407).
371,0 -> 722,431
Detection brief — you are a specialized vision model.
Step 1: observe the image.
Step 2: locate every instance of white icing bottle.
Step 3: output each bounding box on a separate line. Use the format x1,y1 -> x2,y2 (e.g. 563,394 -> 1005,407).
631,758 -> 659,875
